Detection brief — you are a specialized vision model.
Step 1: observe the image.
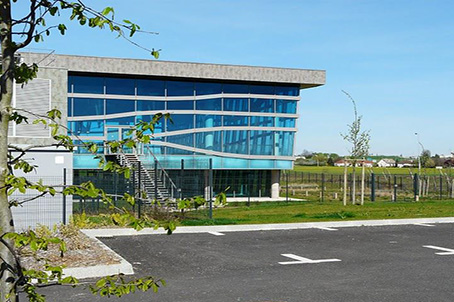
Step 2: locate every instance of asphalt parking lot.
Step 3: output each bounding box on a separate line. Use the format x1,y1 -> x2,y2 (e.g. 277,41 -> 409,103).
33,222 -> 454,302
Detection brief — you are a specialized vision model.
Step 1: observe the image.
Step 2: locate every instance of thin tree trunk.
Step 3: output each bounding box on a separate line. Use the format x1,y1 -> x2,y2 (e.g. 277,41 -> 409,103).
0,1 -> 18,300
351,165 -> 356,204
343,163 -> 347,206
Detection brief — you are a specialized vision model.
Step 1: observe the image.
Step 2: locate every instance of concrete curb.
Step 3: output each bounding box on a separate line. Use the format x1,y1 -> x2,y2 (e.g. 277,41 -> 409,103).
81,217 -> 454,238
63,234 -> 134,280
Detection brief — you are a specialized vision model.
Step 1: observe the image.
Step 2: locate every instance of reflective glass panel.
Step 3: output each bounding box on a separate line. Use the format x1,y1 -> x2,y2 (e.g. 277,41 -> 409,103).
275,86 -> 300,96
223,98 -> 248,111
167,133 -> 194,147
195,131 -> 222,151
250,98 -> 274,112
250,116 -> 274,127
250,131 -> 274,155
167,81 -> 194,96
137,100 -> 165,111
106,99 -> 135,114
276,117 -> 296,128
67,98 -> 72,117
70,120 -> 104,136
276,100 -> 297,113
275,131 -> 294,156
73,98 -> 104,116
223,130 -> 248,154
167,114 -> 194,131
222,83 -> 249,94
223,115 -> 248,126
167,100 -> 194,110
166,147 -> 193,155
136,79 -> 165,96
196,98 -> 222,111
105,77 -> 135,95
72,76 -> 104,94
196,115 -> 222,128
249,84 -> 274,95
195,82 -> 222,95
105,117 -> 135,125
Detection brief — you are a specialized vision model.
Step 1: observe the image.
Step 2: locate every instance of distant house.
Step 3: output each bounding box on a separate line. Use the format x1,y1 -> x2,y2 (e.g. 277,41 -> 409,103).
397,161 -> 414,168
334,159 -> 351,167
377,159 -> 396,167
335,159 -> 373,167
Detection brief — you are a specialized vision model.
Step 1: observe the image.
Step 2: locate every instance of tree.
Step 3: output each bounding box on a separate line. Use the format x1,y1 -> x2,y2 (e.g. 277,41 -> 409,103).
420,149 -> 432,168
340,91 -> 370,205
0,1 -> 163,301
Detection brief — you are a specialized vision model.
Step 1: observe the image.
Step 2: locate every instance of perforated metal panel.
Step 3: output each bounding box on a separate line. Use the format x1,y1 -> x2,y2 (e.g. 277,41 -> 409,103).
13,79 -> 51,138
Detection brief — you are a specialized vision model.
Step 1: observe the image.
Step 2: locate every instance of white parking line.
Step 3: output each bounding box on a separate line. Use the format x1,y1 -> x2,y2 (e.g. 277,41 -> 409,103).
414,223 -> 435,227
279,253 -> 341,265
315,227 -> 338,231
208,231 -> 225,236
423,245 -> 454,255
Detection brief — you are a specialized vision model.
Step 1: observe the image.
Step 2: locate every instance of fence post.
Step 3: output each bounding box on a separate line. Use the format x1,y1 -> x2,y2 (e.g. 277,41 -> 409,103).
209,158 -> 213,219
154,160 -> 158,202
393,175 -> 397,202
370,173 -> 375,202
132,163 -> 136,213
440,175 -> 443,200
62,168 -> 67,224
414,173 -> 419,201
180,159 -> 184,199
321,173 -> 325,202
286,172 -> 289,202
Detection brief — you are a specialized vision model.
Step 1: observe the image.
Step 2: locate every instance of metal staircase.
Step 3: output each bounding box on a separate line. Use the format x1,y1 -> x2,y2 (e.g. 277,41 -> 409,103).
117,153 -> 178,204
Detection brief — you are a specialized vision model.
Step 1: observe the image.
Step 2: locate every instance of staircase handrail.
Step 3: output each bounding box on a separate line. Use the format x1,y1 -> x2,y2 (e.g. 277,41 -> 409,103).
143,145 -> 178,196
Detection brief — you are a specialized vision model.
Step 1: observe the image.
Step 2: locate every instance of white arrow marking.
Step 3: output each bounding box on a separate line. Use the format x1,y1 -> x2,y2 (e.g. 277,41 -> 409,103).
278,253 -> 341,265
315,227 -> 338,231
414,223 -> 435,227
208,231 -> 225,236
423,245 -> 454,255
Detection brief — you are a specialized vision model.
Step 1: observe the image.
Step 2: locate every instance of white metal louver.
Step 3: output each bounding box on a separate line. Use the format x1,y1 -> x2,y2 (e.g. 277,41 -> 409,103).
13,78 -> 51,138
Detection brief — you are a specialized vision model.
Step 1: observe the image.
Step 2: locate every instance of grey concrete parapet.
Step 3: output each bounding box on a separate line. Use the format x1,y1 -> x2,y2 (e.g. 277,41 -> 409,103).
20,52 -> 325,89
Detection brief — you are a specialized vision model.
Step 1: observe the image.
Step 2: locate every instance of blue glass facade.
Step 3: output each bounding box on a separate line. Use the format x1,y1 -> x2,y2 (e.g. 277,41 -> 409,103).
68,75 -> 299,170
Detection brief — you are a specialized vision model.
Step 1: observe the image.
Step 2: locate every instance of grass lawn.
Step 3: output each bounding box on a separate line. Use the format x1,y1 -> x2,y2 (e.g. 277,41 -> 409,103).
292,165 -> 454,176
180,200 -> 454,226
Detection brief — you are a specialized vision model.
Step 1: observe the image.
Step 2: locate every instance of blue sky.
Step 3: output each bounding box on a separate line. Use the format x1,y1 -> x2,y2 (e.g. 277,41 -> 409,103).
14,0 -> 454,157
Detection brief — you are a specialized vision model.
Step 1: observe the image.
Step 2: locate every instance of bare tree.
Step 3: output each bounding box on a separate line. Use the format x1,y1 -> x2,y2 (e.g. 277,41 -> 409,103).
340,90 -> 370,205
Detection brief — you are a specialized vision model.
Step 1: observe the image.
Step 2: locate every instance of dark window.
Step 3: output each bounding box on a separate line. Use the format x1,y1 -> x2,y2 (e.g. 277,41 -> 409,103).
105,117 -> 135,125
137,79 -> 165,96
167,100 -> 194,110
167,114 -> 194,131
105,78 -> 135,95
223,130 -> 248,154
106,99 -> 135,114
250,116 -> 274,127
195,131 -> 222,151
67,98 -> 72,117
167,81 -> 194,96
275,86 -> 300,96
223,98 -> 248,111
195,82 -> 222,95
249,84 -> 274,95
196,98 -> 222,111
73,98 -> 104,116
276,100 -> 297,113
250,98 -> 274,112
72,76 -> 104,94
223,83 -> 249,94
137,100 -> 165,111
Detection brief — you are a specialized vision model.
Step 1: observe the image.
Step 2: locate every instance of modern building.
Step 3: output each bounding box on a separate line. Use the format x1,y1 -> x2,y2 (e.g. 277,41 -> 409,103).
13,52 -> 325,204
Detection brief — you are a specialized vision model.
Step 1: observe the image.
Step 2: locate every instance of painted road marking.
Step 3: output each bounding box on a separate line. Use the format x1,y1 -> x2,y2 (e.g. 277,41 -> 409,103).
414,223 -> 435,227
315,227 -> 338,231
208,231 -> 225,236
279,254 -> 341,265
423,245 -> 454,255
